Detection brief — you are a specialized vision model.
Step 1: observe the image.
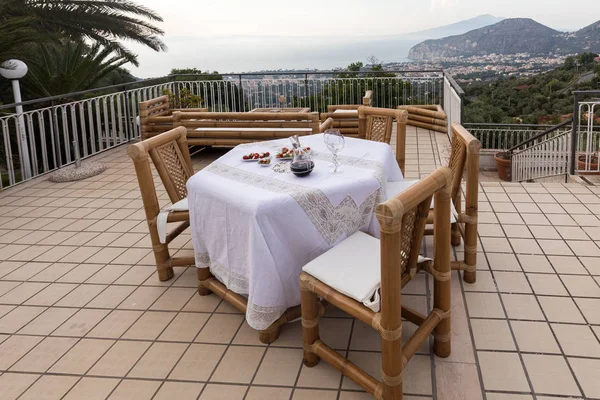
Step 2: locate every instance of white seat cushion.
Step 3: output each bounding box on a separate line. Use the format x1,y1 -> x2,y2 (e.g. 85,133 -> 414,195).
303,231 -> 429,312
386,180 -> 458,224
157,198 -> 188,244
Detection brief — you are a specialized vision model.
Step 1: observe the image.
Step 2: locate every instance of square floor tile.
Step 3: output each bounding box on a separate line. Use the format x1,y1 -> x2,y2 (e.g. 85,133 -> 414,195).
18,307 -> 77,335
159,312 -> 209,342
568,358 -> 600,399
538,240 -> 574,256
153,382 -> 204,400
488,253 -> 522,271
494,272 -> 532,294
464,293 -> 505,318
88,340 -> 151,377
548,256 -> 588,275
9,337 -> 77,372
62,377 -> 120,400
210,346 -> 266,384
150,287 -> 196,311
481,237 -> 512,253
538,296 -> 585,323
0,372 -> 41,400
509,239 -> 543,255
471,319 -> 516,350
18,375 -> 79,400
117,286 -> 167,310
86,310 -> 143,339
478,351 -> 529,392
510,321 -> 560,353
517,254 -> 553,273
561,275 -> 600,297
128,342 -> 187,379
107,379 -> 161,400
253,347 -> 303,386
121,311 -> 176,340
574,298 -> 600,324
501,294 -> 544,320
552,323 -> 600,357
52,309 -> 110,337
528,226 -> 560,240
199,384 -> 247,400
527,274 -> 568,296
246,386 -> 291,400
523,354 -> 580,396
0,335 -> 44,370
567,240 -> 600,257
169,343 -> 226,381
195,313 -> 244,344
49,338 -> 114,374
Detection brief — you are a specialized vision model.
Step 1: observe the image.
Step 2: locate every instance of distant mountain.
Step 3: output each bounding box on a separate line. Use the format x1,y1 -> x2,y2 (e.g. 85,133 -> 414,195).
408,18 -> 600,60
405,14 -> 504,40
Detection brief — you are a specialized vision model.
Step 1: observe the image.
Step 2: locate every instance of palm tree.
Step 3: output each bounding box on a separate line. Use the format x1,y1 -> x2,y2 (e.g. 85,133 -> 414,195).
0,0 -> 166,65
23,40 -> 136,97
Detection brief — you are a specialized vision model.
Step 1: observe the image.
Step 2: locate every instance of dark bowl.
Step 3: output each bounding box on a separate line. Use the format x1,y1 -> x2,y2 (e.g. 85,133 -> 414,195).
290,161 -> 314,177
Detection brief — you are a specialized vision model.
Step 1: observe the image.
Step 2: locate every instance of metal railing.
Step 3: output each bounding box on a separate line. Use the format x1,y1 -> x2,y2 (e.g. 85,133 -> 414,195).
511,130 -> 572,182
572,91 -> 600,174
463,123 -> 556,151
0,70 -> 449,190
508,119 -> 573,182
443,72 -> 463,136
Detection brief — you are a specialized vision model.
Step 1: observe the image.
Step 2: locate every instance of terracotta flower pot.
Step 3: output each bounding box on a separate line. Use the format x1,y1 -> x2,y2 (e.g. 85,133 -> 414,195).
494,152 -> 511,181
577,154 -> 600,175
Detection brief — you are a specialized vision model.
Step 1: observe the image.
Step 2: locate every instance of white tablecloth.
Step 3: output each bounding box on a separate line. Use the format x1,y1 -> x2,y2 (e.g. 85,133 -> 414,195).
187,134 -> 403,330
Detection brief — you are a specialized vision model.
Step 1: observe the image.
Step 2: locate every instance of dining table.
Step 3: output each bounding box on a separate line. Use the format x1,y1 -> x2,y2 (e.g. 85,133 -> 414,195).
186,133 -> 403,330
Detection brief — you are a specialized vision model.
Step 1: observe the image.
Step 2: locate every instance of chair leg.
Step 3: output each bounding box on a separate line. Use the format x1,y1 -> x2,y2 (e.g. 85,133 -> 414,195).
381,329 -> 403,399
154,243 -> 174,281
451,223 -> 461,246
463,221 -> 477,284
300,284 -> 320,367
196,267 -> 213,296
433,271 -> 451,358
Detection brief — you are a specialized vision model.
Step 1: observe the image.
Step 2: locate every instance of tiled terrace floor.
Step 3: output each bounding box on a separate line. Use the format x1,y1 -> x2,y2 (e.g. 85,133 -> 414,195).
0,126 -> 599,400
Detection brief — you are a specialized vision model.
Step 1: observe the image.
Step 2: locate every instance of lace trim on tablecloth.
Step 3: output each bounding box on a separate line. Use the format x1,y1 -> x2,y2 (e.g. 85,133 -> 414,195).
195,251 -> 286,330
196,252 -> 250,295
205,162 -> 380,245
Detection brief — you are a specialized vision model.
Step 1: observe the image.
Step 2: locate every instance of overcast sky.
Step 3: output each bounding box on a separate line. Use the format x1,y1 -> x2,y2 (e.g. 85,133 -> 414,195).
142,0 -> 598,37
124,0 -> 600,76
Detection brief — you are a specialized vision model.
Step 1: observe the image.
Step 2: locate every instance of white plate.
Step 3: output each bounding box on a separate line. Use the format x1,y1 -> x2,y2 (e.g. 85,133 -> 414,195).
242,155 -> 271,162
275,156 -> 293,161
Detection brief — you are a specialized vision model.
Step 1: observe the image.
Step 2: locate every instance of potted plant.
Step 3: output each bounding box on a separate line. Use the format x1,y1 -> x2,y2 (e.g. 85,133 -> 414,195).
577,151 -> 600,175
494,151 -> 511,181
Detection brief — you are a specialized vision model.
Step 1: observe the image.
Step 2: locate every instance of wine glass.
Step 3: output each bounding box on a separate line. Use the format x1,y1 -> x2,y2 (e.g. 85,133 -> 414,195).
324,129 -> 345,174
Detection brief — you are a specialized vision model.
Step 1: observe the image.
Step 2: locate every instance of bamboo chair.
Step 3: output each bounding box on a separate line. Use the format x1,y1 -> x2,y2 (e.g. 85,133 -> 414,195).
128,126 -> 194,281
358,106 -> 408,175
319,90 -> 373,137
300,167 -> 452,400
386,123 -> 480,283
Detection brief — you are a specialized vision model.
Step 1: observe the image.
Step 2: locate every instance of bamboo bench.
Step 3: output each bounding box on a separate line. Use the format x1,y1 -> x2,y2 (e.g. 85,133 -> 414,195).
139,95 -> 208,140
319,90 -> 373,137
172,111 -> 332,146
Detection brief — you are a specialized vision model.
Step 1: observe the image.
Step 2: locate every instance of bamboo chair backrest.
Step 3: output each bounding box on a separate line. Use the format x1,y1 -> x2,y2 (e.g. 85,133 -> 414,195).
448,124 -> 480,206
362,90 -> 373,106
358,107 -> 400,144
376,167 -> 452,315
139,95 -> 171,118
128,126 -> 194,205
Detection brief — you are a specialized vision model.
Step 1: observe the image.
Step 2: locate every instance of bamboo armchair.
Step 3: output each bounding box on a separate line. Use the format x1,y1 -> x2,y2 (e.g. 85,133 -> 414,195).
128,126 -> 194,281
139,95 -> 208,140
397,105 -> 448,134
386,123 -> 480,283
300,167 -> 452,400
319,90 -> 373,137
358,106 -> 408,175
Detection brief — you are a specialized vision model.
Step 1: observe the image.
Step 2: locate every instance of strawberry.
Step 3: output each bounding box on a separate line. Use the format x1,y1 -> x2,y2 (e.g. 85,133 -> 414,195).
243,155 -> 249,160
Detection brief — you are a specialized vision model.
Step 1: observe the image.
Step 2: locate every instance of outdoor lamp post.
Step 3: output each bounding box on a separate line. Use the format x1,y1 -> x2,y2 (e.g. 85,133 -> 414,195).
0,59 -> 32,179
